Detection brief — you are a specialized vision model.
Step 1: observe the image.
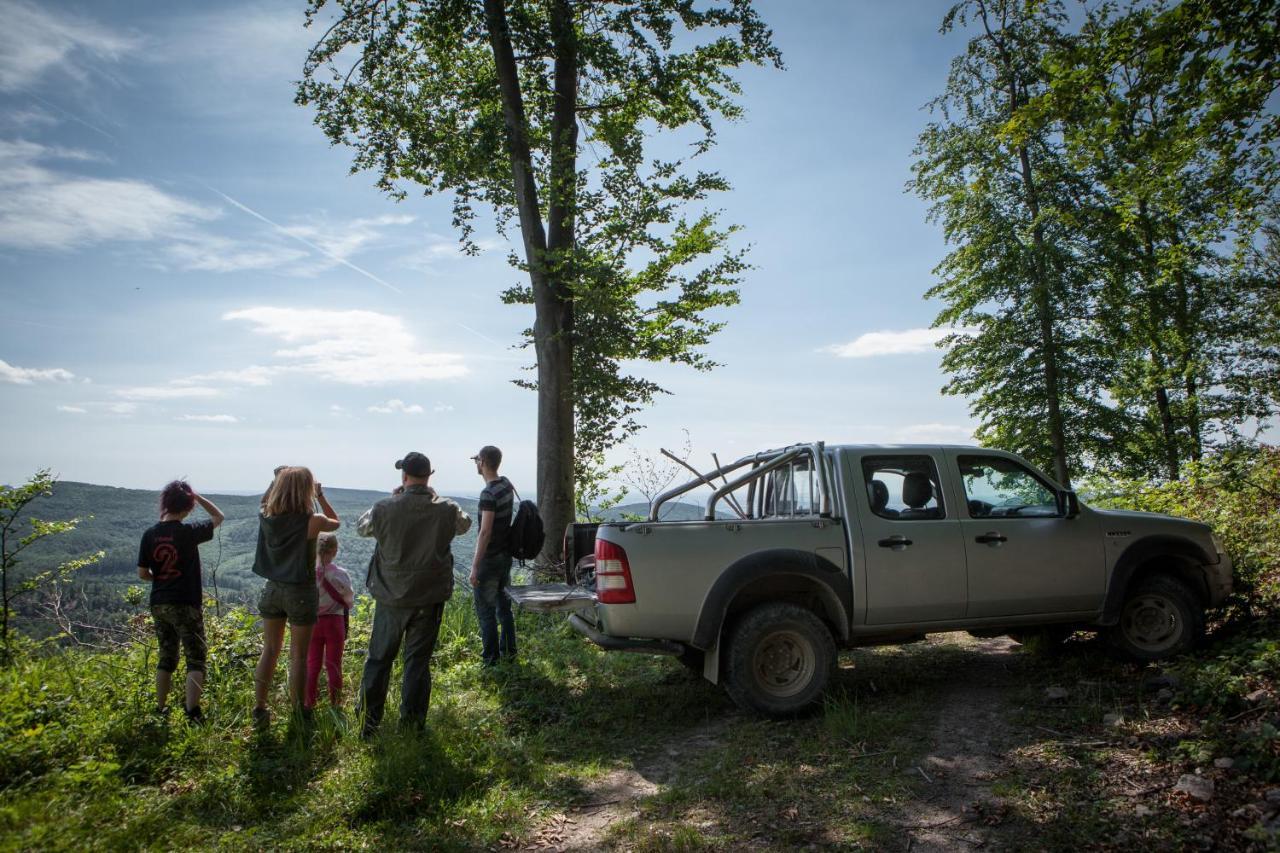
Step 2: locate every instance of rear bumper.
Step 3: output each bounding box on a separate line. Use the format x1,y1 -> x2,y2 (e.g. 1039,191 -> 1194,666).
568,613 -> 683,656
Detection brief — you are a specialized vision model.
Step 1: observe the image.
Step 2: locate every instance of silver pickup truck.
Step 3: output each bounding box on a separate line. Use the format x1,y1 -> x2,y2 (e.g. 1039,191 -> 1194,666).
509,443 -> 1233,717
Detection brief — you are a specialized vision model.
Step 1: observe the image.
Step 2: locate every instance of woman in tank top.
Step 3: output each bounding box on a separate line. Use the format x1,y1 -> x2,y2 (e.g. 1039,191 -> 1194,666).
251,466 -> 340,729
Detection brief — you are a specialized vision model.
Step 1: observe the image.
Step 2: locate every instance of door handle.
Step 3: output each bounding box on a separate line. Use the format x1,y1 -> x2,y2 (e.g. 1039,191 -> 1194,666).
877,535 -> 913,550
975,532 -> 1008,545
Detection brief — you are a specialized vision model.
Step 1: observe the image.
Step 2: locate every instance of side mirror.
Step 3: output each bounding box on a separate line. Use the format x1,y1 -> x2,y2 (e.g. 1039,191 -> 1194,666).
1057,489 -> 1080,519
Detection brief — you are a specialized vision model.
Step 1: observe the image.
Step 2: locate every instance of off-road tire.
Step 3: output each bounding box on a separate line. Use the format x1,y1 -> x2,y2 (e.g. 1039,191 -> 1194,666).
1108,574 -> 1204,663
724,602 -> 835,717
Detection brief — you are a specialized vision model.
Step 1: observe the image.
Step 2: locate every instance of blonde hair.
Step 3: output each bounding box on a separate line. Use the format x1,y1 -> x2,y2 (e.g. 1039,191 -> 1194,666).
263,466 -> 315,517
317,532 -> 338,558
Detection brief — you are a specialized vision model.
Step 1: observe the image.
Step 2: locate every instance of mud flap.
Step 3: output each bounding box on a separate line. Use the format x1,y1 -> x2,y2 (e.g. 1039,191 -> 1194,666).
702,637 -> 721,685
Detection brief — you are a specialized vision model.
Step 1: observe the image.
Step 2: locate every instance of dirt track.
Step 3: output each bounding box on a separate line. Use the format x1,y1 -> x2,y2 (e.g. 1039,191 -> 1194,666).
525,635 -> 1041,851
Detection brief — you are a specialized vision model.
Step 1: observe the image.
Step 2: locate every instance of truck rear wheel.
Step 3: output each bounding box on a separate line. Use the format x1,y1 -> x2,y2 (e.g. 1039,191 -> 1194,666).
1108,574 -> 1204,662
724,603 -> 835,717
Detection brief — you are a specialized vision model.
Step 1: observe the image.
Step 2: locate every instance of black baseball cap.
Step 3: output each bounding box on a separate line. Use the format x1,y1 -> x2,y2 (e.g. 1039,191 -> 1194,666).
395,452 -> 432,477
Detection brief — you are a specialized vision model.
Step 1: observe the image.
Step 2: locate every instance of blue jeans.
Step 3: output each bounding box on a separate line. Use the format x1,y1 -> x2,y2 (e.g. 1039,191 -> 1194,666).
473,552 -> 515,665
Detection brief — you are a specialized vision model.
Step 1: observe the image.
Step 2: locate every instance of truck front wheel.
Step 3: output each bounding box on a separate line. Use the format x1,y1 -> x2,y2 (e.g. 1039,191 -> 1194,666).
724,603 -> 835,717
1108,574 -> 1204,662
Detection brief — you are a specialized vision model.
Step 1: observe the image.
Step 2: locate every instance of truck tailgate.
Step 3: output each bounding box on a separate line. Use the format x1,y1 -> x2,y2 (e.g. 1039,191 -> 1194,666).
506,583 -> 596,613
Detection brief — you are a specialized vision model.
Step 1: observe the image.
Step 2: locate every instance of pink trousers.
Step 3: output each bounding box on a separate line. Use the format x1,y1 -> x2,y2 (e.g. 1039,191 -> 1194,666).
305,614 -> 346,708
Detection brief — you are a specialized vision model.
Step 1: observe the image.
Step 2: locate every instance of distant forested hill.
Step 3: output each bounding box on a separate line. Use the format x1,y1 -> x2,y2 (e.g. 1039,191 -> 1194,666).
12,481 -> 710,631
15,481 -> 479,629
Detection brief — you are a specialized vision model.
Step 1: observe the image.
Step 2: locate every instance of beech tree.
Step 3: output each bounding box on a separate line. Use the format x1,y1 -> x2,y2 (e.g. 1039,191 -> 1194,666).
910,0 -> 1110,486
1046,0 -> 1280,478
298,0 -> 780,560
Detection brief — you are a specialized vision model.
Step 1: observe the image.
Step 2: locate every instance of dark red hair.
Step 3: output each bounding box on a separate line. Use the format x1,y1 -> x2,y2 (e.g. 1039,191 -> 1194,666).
160,480 -> 196,516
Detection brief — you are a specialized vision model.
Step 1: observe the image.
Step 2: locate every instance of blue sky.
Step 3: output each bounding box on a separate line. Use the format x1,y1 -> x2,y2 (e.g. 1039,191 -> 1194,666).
0,0 -> 977,496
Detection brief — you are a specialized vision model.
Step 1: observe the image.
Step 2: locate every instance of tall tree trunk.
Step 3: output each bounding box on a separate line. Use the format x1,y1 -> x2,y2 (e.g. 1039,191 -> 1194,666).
1138,203 -> 1181,480
483,0 -> 575,562
1019,144 -> 1071,487
979,3 -> 1072,486
540,0 -> 578,561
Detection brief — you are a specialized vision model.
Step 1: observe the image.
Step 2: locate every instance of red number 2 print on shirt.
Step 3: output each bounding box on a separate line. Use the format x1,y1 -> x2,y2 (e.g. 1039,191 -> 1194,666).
152,542 -> 180,581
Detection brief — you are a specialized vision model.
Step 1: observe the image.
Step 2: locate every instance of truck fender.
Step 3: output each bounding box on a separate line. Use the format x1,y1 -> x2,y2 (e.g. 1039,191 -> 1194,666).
1099,535 -> 1214,625
690,549 -> 851,651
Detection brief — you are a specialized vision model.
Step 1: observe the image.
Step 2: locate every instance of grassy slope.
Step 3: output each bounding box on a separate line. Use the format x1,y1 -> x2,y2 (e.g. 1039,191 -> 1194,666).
2,605 -> 1277,850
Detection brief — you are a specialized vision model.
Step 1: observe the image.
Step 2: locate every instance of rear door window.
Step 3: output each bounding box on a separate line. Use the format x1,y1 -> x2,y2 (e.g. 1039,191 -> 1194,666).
860,455 -> 945,520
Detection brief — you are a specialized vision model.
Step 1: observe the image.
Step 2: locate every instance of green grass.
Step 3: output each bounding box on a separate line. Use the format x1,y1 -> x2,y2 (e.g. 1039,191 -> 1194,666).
3,601 -> 1278,850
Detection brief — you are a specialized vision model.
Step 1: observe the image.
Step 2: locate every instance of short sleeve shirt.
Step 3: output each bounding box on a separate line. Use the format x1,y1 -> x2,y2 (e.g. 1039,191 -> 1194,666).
137,520 -> 215,606
478,476 -> 514,557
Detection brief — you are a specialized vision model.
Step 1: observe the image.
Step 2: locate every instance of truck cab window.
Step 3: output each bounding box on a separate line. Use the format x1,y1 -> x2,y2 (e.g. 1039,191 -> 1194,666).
760,457 -> 819,518
860,456 -> 945,520
958,455 -> 1058,518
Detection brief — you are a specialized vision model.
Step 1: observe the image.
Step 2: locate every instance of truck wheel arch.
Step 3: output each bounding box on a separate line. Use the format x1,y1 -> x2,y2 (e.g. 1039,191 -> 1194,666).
1100,535 -> 1213,626
690,549 -> 850,651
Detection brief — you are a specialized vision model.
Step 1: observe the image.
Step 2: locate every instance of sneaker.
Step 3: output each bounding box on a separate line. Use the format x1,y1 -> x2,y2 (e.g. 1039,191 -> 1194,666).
252,706 -> 271,731
184,705 -> 206,724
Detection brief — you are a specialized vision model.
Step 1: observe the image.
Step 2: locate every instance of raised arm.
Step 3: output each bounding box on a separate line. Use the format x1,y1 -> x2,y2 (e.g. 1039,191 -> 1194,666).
309,483 -> 341,537
191,491 -> 225,528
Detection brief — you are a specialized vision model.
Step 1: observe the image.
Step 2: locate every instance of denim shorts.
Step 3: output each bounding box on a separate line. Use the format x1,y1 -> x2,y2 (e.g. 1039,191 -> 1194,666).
258,580 -> 319,626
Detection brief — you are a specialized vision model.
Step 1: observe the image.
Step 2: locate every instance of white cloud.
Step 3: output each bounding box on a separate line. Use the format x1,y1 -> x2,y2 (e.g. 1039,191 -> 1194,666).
176,414 -> 239,424
174,366 -> 276,387
0,358 -> 75,384
156,6 -> 313,83
0,140 -> 218,251
224,307 -> 468,385
0,1 -> 139,93
824,328 -> 962,358
56,404 -> 86,414
3,107 -> 58,130
433,403 -> 455,413
107,402 -> 136,415
368,399 -> 424,415
282,214 -> 416,268
399,234 -> 505,270
116,385 -> 220,401
894,423 -> 976,444
164,233 -> 310,274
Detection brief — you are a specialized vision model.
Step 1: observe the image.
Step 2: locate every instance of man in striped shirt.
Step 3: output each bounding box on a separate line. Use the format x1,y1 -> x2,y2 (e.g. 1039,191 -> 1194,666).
468,445 -> 516,666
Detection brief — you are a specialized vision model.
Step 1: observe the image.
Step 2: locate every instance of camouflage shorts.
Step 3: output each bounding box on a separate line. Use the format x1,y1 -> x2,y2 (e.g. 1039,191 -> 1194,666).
151,604 -> 207,673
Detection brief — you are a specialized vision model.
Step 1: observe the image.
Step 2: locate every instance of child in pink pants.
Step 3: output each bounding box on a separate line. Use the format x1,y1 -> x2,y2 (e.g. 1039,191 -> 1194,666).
305,532 -> 355,709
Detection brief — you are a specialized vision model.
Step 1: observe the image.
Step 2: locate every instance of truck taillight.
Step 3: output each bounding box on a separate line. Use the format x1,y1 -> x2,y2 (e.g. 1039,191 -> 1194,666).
594,539 -> 635,604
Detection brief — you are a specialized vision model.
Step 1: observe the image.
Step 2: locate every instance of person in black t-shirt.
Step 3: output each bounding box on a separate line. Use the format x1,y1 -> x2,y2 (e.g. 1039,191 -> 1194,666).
468,445 -> 516,666
137,480 -> 224,720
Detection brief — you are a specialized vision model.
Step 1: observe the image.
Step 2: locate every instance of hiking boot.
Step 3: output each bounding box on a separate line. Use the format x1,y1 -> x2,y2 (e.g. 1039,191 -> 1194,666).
184,705 -> 206,725
252,706 -> 271,731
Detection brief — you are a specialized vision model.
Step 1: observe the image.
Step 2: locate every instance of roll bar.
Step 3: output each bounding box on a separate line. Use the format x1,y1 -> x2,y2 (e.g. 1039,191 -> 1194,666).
649,442 -> 832,521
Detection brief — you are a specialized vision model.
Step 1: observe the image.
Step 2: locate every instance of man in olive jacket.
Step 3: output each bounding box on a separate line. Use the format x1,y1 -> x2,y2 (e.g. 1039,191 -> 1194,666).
356,452 -> 472,736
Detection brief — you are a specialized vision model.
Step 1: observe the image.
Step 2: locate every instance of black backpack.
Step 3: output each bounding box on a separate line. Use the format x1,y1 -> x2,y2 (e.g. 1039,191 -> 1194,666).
509,488 -> 545,562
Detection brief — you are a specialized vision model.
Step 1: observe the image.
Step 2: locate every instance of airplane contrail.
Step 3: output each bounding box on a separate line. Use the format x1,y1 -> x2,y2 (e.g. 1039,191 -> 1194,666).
206,185 -> 405,295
